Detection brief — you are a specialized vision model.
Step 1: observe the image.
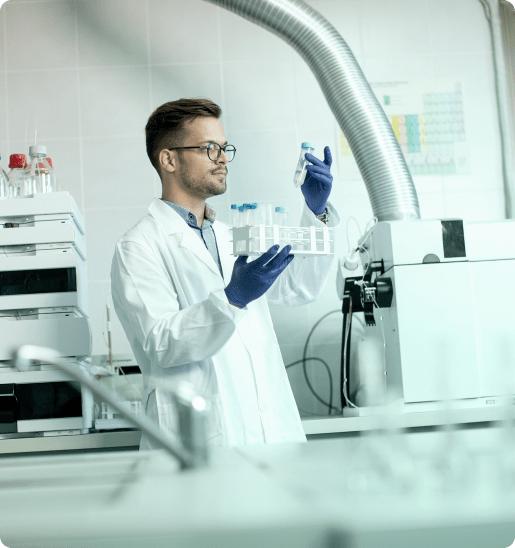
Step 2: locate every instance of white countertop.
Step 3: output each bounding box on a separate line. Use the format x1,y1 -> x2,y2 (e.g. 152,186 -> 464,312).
0,428 -> 514,548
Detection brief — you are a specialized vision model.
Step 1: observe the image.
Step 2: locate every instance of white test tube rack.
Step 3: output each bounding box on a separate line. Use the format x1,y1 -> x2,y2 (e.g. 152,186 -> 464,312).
232,224 -> 333,257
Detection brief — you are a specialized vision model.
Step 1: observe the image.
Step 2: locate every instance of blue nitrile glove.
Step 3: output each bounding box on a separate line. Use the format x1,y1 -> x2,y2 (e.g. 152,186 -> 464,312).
224,245 -> 294,308
301,146 -> 333,216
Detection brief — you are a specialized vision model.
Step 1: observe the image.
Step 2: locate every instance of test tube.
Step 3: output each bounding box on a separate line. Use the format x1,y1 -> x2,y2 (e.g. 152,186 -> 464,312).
250,203 -> 258,225
231,204 -> 239,228
293,142 -> 315,188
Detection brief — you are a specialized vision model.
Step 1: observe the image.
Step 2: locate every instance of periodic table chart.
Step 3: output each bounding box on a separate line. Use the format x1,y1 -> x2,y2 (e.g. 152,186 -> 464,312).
337,80 -> 470,180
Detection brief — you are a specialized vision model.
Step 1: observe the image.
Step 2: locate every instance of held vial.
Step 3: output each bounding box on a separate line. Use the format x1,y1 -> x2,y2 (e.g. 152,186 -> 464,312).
293,142 -> 314,188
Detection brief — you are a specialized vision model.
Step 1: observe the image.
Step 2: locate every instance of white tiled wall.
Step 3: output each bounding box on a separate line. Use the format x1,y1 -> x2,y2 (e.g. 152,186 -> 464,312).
0,0 -> 505,414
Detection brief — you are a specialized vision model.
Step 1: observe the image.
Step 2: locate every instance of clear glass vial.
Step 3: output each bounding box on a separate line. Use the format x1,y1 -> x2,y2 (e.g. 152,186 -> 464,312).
293,142 -> 315,188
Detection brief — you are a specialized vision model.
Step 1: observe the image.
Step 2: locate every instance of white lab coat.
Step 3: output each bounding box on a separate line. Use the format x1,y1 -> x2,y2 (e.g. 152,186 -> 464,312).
111,198 -> 340,449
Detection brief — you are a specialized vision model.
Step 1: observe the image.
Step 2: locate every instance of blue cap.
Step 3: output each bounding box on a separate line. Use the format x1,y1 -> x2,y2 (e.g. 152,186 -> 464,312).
231,204 -> 238,209
301,142 -> 315,149
250,203 -> 258,209
275,206 -> 289,213
238,206 -> 244,212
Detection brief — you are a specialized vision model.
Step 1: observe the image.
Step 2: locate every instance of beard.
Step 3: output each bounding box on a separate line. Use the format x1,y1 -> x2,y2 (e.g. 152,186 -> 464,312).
179,159 -> 227,199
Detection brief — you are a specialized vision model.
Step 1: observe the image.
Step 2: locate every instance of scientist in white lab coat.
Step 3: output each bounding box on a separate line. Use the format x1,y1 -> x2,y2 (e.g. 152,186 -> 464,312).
111,98 -> 340,450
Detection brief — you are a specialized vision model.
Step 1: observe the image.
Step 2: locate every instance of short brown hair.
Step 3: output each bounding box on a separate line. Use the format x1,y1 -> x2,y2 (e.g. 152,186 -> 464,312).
145,98 -> 222,177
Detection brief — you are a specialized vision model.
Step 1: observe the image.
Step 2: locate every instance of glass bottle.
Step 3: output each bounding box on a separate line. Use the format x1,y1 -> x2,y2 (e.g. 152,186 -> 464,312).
7,154 -> 27,198
0,153 -> 8,200
22,145 -> 58,196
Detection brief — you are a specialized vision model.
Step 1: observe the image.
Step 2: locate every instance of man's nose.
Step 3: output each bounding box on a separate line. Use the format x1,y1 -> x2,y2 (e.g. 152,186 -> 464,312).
217,149 -> 228,165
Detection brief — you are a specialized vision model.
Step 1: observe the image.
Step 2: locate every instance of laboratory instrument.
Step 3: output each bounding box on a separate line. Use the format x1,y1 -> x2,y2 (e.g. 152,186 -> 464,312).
337,218 -> 515,415
0,191 -> 93,436
13,344 -> 210,469
293,142 -> 314,188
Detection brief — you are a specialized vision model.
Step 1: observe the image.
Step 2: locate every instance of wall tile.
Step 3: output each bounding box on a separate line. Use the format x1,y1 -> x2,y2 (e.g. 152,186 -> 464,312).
0,141 -> 7,172
77,0 -> 148,68
360,0 -> 432,57
426,0 -> 491,55
5,1 -> 76,71
7,69 -> 79,142
223,59 -> 296,132
79,66 -> 150,137
294,58 -> 337,132
269,301 -> 313,349
417,191 -> 446,219
149,0 -> 219,65
226,129 -> 298,205
444,189 -> 505,221
151,64 -> 223,111
411,175 -> 443,195
307,0 -> 363,58
85,205 -> 150,282
219,9 -> 292,63
82,135 -> 155,209
310,341 -> 344,414
0,73 -> 6,143
0,8 -> 5,73
361,53 -> 435,84
88,280 -> 134,356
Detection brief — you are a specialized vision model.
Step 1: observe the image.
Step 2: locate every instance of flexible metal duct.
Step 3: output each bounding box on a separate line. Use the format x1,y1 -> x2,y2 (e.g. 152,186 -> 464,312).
204,0 -> 420,221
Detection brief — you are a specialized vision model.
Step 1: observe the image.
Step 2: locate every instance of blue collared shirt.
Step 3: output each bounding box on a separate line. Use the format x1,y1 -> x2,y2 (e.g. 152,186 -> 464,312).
162,200 -> 223,278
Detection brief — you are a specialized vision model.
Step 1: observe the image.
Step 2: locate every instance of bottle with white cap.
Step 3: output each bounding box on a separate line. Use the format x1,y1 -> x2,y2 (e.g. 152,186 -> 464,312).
0,152 -> 8,199
21,145 -> 58,196
293,142 -> 315,188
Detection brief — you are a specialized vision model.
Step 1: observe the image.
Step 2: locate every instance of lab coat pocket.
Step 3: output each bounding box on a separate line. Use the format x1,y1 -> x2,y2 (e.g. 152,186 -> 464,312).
155,387 -> 227,447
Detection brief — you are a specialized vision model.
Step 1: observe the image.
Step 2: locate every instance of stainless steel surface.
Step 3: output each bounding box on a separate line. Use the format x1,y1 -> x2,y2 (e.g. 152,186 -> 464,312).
13,345 -> 208,470
205,0 -> 420,221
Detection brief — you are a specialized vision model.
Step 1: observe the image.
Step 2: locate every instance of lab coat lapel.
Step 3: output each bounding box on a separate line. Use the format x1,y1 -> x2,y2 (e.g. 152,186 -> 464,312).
213,222 -> 236,283
148,198 -> 221,279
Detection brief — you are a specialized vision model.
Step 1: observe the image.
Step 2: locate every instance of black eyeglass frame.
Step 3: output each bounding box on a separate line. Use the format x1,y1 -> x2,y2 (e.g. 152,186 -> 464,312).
167,143 -> 236,162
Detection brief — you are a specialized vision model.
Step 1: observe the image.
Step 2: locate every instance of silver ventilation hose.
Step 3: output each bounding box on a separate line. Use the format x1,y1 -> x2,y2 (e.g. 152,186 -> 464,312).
205,0 -> 420,221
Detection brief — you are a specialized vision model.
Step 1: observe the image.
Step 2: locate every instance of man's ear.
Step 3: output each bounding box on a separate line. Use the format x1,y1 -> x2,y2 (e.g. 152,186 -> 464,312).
159,149 -> 177,174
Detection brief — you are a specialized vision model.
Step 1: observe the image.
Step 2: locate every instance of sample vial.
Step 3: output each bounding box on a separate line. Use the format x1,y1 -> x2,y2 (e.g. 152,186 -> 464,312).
231,204 -> 239,228
274,206 -> 289,227
293,142 -> 315,188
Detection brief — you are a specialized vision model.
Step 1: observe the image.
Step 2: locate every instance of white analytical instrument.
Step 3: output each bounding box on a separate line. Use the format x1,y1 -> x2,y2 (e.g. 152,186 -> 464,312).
0,191 -> 93,436
338,218 -> 515,414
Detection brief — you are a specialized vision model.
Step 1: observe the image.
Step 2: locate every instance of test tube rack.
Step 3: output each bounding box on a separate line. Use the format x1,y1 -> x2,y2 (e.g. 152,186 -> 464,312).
232,225 -> 333,257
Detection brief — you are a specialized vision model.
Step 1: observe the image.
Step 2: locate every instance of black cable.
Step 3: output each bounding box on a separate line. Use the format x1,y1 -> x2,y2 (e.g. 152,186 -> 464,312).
340,308 -> 347,409
301,310 -> 342,414
286,357 -> 332,412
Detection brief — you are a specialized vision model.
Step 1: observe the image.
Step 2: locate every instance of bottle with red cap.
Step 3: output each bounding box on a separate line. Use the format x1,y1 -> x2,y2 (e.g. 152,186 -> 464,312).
0,152 -> 9,199
21,145 -> 58,196
7,153 -> 28,198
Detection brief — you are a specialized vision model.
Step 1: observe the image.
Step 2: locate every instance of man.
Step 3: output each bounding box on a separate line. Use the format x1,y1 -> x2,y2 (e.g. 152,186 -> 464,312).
111,98 -> 340,450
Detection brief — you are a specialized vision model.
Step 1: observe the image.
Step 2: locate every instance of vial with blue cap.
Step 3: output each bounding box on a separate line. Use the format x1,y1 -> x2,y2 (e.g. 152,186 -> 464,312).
293,142 -> 315,188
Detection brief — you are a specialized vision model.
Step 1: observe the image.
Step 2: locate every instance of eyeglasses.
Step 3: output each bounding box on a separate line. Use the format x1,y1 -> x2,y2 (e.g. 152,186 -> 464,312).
168,143 -> 236,162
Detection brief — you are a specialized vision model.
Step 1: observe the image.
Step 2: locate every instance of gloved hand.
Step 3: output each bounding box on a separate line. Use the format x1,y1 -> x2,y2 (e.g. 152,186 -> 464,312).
224,245 -> 294,308
301,146 -> 333,216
